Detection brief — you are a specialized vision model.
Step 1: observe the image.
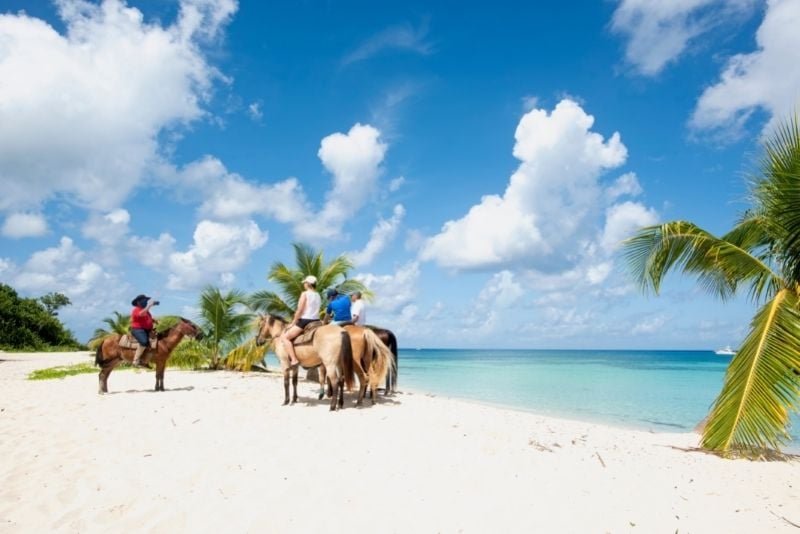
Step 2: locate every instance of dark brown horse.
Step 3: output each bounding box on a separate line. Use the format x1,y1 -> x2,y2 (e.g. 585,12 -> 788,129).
367,326 -> 397,394
95,318 -> 203,393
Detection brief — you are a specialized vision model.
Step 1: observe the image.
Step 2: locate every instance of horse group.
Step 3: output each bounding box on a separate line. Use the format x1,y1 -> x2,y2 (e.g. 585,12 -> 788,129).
254,315 -> 395,410
94,315 -> 397,411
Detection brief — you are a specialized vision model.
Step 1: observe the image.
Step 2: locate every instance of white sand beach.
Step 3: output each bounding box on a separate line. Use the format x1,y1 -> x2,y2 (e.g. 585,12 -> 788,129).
1,351 -> 799,533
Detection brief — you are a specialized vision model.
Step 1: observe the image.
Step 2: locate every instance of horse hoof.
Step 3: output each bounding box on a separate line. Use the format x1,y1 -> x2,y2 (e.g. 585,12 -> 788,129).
282,400 -> 289,406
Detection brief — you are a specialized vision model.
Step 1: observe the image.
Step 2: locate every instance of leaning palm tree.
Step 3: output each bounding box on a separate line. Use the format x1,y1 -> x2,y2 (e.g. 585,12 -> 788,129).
623,115 -> 800,458
87,311 -> 130,349
250,243 -> 371,318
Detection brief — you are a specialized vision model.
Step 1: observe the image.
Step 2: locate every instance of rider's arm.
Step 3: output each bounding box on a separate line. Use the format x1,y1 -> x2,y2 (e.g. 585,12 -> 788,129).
292,293 -> 307,325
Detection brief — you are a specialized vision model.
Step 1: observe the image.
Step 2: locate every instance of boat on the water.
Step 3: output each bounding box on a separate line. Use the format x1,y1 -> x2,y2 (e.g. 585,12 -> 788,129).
715,345 -> 736,356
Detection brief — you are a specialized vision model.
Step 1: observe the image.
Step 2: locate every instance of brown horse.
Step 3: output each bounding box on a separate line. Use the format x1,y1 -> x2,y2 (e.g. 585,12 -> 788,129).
95,318 -> 203,394
368,326 -> 398,394
255,315 -> 355,411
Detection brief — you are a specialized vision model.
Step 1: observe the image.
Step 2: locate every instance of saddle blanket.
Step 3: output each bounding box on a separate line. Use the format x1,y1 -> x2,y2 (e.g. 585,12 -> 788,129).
294,321 -> 323,345
119,333 -> 157,350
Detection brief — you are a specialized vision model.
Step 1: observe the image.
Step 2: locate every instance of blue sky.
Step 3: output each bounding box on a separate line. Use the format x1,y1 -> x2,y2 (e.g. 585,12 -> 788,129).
1,0 -> 798,349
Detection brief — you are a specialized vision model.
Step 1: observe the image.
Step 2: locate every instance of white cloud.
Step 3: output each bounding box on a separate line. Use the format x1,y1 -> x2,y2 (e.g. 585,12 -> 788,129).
356,261 -> 420,314
10,236 -> 118,298
167,219 -> 268,290
0,0 -> 236,213
420,99 -> 628,272
295,123 -> 387,241
389,176 -> 406,192
600,201 -> 659,254
611,0 -> 756,76
81,209 -> 130,245
349,204 -> 406,267
129,233 -> 178,269
691,0 -> 800,136
248,101 -> 263,121
342,20 -> 433,65
632,313 -> 670,334
478,271 -> 524,308
605,172 -> 643,200
1,212 -> 48,238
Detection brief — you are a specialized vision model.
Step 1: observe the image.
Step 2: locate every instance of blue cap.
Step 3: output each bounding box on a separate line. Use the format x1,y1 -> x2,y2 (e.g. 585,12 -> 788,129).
326,288 -> 338,298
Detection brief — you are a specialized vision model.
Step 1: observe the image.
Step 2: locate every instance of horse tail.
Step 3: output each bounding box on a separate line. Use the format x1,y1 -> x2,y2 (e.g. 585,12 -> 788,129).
95,343 -> 104,367
363,329 -> 394,387
386,330 -> 398,385
340,330 -> 356,390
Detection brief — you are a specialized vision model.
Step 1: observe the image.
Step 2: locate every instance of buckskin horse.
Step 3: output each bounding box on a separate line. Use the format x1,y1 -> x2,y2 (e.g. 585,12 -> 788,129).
317,324 -> 395,406
95,318 -> 203,394
255,314 -> 355,410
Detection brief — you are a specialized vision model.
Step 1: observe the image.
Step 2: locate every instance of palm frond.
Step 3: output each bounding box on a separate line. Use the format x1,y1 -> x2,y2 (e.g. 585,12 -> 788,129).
623,221 -> 780,303
754,114 -> 800,284
702,289 -> 800,456
168,338 -> 210,369
224,336 -> 268,372
249,290 -> 293,318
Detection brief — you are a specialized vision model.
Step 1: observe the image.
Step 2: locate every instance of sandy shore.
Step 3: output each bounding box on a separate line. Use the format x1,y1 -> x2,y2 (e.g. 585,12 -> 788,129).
1,352 -> 798,533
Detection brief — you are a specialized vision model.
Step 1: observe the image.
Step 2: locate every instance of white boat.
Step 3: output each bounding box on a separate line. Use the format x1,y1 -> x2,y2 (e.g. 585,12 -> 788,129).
715,345 -> 736,356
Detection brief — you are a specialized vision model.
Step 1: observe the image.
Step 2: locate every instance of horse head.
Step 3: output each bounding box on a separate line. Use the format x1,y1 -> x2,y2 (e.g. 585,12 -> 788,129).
255,314 -> 285,346
177,317 -> 204,340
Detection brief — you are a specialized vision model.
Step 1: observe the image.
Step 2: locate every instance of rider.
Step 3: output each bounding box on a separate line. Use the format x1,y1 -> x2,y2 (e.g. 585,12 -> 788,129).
350,290 -> 366,326
131,294 -> 158,368
323,287 -> 352,325
280,275 -> 321,367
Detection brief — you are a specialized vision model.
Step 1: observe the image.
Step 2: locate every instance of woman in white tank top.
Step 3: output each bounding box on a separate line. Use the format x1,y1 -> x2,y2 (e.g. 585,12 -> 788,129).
281,275 -> 321,367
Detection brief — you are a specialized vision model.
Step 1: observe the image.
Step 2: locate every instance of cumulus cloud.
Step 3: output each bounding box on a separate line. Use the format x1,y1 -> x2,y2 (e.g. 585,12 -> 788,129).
355,261 -> 420,314
295,123 -> 388,241
167,219 -> 268,290
600,201 -> 659,254
2,212 -> 48,238
389,176 -> 406,192
611,0 -> 756,76
0,0 -> 237,213
9,236 -> 117,298
420,99 -> 628,272
605,172 -> 643,201
81,209 -> 131,246
349,204 -> 406,267
477,271 -> 524,308
691,0 -> 800,136
342,19 -> 433,65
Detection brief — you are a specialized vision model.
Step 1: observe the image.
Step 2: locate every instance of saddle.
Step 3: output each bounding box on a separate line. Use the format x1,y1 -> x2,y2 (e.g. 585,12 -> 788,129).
119,332 -> 158,350
293,321 -> 323,346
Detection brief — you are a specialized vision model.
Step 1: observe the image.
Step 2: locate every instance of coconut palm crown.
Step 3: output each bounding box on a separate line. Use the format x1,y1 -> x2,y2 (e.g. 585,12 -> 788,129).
250,243 -> 371,319
622,116 -> 800,457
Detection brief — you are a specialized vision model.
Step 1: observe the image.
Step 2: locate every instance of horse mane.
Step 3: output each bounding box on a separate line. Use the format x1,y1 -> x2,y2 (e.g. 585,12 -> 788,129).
267,313 -> 291,324
157,317 -> 196,340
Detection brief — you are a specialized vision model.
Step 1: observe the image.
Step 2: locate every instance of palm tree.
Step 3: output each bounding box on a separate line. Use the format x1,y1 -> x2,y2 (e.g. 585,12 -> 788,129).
250,243 -> 371,318
87,311 -> 130,349
194,285 -> 263,370
622,116 -> 800,457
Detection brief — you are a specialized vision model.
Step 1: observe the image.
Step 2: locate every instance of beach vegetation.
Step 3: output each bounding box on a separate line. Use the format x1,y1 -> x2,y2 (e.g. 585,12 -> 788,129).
0,283 -> 83,351
623,115 -> 800,457
168,286 -> 266,371
250,242 -> 371,318
39,292 -> 71,316
87,311 -> 131,349
28,361 -> 125,380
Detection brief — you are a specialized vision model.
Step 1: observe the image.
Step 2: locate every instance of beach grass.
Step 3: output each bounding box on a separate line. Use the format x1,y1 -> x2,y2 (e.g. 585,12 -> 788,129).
28,362 -> 113,380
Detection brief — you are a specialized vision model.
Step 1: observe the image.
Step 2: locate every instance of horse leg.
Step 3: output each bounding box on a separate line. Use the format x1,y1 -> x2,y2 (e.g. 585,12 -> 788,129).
98,358 -> 121,394
290,365 -> 299,404
354,360 -> 368,406
154,357 -> 166,392
338,375 -> 345,409
318,366 -> 327,400
282,367 -> 291,405
328,371 -> 339,411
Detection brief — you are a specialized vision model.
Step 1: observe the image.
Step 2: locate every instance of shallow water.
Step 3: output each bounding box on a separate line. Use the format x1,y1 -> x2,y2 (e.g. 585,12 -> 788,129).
398,348 -> 799,442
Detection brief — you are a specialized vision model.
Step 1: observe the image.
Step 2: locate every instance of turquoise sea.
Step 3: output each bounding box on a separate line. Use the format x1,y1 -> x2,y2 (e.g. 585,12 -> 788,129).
397,348 -> 799,443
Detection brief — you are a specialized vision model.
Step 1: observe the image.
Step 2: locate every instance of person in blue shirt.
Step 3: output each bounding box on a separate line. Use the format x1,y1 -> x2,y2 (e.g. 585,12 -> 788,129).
324,287 -> 352,325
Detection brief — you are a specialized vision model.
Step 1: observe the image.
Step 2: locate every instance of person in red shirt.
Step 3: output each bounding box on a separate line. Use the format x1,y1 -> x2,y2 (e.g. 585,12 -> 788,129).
130,294 -> 158,368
